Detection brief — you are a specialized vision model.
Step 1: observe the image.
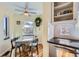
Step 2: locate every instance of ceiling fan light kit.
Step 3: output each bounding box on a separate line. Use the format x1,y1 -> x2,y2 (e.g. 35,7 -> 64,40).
24,12 -> 29,16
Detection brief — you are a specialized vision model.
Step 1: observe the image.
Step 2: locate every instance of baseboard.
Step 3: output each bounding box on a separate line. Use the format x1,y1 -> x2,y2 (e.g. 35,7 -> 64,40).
1,51 -> 10,57
0,48 -> 11,57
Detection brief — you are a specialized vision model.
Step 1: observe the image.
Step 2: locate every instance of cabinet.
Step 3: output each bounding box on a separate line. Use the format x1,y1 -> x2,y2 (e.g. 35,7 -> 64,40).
49,2 -> 78,57
52,2 -> 77,22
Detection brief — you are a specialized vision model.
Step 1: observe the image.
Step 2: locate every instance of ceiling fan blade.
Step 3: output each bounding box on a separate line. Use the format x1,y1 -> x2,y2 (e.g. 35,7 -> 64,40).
19,14 -> 24,15
15,9 -> 23,12
29,12 -> 37,14
28,8 -> 37,10
15,4 -> 25,9
14,12 -> 23,16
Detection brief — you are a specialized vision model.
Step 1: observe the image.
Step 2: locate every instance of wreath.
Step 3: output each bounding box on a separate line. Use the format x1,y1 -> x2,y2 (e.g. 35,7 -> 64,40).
35,17 -> 42,27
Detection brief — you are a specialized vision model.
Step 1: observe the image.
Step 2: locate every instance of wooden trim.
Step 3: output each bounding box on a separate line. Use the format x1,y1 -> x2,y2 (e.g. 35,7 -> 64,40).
1,51 -> 10,57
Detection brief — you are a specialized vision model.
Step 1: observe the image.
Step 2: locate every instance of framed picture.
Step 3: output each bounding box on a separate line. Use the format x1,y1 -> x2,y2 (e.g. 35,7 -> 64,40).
16,21 -> 21,25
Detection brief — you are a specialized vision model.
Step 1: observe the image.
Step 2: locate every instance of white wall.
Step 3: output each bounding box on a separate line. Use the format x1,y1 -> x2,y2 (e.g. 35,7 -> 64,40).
48,22 -> 54,40
41,2 -> 51,56
0,3 -> 13,56
0,18 -> 11,56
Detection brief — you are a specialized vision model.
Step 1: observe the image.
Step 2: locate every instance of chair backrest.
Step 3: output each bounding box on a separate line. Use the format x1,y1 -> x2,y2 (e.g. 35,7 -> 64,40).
11,37 -> 19,48
32,38 -> 38,43
30,38 -> 38,46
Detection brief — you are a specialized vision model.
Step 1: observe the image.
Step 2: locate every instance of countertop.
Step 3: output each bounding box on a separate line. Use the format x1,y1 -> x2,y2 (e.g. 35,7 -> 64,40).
48,35 -> 79,49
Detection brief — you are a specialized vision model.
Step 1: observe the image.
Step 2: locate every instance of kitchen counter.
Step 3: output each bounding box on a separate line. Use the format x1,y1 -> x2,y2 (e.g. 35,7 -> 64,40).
48,35 -> 79,49
48,36 -> 79,57
48,39 -> 79,50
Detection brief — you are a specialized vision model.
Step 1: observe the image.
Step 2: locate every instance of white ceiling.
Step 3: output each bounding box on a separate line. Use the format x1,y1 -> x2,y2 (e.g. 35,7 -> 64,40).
0,2 -> 43,15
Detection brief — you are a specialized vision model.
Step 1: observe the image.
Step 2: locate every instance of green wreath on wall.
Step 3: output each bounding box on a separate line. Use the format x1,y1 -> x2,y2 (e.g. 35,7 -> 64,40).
35,17 -> 42,27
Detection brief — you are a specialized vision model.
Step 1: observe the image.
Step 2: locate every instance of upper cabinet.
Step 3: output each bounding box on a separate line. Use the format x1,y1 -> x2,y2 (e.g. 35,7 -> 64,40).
53,2 -> 75,22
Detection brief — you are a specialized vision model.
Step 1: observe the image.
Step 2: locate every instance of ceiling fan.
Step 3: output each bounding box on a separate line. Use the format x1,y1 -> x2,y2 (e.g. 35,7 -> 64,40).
15,3 -> 37,16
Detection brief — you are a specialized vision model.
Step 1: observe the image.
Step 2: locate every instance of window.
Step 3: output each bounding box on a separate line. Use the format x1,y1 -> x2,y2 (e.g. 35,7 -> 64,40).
3,16 -> 9,40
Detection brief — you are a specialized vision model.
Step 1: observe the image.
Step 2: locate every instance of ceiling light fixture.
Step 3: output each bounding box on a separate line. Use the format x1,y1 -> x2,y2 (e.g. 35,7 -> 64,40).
24,11 -> 29,16
24,13 -> 29,16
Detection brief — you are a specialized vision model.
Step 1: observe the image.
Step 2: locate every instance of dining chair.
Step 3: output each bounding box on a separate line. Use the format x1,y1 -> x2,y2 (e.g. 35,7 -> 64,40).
21,42 -> 31,56
29,38 -> 39,57
10,37 -> 22,57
